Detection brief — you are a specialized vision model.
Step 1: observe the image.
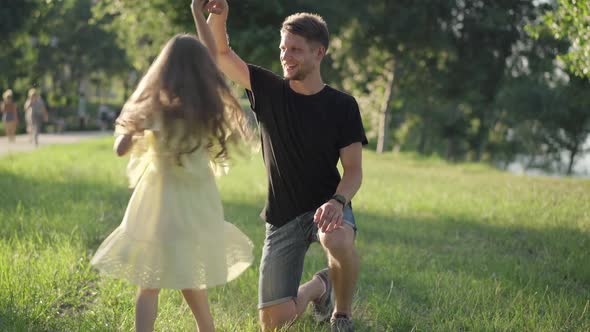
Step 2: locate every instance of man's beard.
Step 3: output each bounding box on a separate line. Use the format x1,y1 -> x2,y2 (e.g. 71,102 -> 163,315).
285,63 -> 313,81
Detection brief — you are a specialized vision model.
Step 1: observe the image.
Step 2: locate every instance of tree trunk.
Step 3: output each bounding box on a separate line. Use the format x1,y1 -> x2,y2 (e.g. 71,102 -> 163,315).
123,77 -> 129,102
566,145 -> 578,176
472,108 -> 492,162
474,125 -> 488,161
447,136 -> 459,161
376,59 -> 396,153
96,81 -> 102,103
418,115 -> 430,154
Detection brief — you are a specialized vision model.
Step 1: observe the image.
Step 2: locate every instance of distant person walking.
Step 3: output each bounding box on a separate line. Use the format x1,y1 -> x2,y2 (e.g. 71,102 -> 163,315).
1,89 -> 19,142
97,103 -> 113,131
24,88 -> 48,146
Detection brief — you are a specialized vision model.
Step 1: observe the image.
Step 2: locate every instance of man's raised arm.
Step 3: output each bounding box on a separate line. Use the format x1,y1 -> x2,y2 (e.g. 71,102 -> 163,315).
191,0 -> 218,62
204,0 -> 251,90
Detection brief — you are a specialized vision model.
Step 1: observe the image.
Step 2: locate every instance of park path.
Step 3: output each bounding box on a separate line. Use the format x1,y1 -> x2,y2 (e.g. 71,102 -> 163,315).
0,131 -> 111,157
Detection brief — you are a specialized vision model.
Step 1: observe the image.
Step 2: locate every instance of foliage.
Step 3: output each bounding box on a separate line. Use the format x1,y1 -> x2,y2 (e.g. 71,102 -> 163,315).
2,0 -> 589,174
529,0 -> 590,78
1,0 -> 129,107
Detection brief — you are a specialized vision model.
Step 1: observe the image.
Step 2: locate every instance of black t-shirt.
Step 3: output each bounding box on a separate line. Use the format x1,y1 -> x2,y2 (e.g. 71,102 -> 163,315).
247,64 -> 368,227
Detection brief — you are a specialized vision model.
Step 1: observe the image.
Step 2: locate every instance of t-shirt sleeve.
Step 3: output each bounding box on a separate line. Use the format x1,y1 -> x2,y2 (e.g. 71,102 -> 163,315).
337,98 -> 369,149
246,64 -> 282,118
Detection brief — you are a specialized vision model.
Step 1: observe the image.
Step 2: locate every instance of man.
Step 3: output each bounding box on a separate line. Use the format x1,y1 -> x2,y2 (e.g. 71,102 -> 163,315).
201,1 -> 367,331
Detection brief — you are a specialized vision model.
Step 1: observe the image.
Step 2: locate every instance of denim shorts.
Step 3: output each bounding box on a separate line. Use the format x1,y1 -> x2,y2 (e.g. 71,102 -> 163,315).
258,205 -> 357,309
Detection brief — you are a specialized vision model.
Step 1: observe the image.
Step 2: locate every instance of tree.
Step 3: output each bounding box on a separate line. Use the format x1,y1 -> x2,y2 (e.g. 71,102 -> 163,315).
91,0 -> 381,105
92,0 -> 354,74
530,0 -> 590,78
438,1 -> 540,161
1,0 -> 129,108
31,0 -> 128,96
92,0 -> 180,72
329,1 -> 455,153
0,1 -> 38,90
497,70 -> 590,175
495,12 -> 590,176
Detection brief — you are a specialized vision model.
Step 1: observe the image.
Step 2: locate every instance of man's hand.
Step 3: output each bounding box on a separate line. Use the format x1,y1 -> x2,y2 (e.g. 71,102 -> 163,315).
192,0 -> 226,15
314,200 -> 344,233
191,0 -> 203,12
199,0 -> 227,15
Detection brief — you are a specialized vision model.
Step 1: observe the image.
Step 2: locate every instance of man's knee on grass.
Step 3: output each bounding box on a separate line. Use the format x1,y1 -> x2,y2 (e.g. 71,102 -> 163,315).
259,301 -> 297,331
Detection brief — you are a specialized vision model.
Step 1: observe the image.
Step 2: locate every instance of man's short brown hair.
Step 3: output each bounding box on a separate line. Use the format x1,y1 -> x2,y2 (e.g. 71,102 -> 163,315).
281,13 -> 329,50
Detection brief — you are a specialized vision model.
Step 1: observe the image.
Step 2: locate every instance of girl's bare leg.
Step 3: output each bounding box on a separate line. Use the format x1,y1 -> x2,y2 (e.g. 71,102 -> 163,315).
181,289 -> 215,332
136,288 -> 160,332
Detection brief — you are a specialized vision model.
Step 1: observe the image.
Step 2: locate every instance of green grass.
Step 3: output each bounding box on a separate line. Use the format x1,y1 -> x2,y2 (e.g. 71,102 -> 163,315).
1,139 -> 589,331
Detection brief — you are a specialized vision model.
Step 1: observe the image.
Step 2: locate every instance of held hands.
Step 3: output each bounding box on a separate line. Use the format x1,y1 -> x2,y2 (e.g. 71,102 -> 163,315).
191,0 -> 226,15
314,200 -> 344,233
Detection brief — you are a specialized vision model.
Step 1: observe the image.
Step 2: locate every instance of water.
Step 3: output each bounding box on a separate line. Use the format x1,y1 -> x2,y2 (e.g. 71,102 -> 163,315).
504,138 -> 590,179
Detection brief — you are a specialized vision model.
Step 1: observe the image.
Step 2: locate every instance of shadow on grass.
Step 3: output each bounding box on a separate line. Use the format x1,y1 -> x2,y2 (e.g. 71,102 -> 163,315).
0,170 -> 129,247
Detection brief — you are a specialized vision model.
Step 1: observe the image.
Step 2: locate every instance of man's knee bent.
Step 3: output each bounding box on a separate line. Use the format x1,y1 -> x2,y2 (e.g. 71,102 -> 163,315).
319,225 -> 355,254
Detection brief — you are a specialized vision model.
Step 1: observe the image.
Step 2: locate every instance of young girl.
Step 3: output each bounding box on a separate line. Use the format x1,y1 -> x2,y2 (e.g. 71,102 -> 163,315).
91,2 -> 253,331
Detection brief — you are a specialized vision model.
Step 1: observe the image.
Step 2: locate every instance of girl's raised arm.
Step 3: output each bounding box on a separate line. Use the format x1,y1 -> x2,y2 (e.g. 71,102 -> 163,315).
191,0 -> 218,63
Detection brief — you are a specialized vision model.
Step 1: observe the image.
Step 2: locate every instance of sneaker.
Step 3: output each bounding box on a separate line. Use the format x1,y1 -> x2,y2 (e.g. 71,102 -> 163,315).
331,313 -> 354,332
311,268 -> 334,322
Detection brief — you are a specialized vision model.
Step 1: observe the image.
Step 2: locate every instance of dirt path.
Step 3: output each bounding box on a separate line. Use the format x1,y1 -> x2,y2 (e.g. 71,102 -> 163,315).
0,131 -> 111,157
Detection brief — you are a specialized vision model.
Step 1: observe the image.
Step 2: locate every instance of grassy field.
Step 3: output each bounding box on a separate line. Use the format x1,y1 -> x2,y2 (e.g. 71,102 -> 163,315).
0,138 -> 589,331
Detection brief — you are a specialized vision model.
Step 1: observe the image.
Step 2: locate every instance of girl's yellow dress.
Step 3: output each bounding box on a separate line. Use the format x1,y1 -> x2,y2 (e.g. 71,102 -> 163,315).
91,121 -> 253,289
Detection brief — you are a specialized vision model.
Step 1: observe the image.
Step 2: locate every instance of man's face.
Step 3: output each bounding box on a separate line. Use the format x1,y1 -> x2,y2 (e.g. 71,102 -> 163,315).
279,31 -> 323,81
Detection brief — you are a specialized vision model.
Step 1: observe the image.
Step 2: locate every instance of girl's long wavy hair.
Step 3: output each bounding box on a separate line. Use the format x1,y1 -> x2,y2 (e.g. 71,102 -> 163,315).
117,34 -> 252,163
